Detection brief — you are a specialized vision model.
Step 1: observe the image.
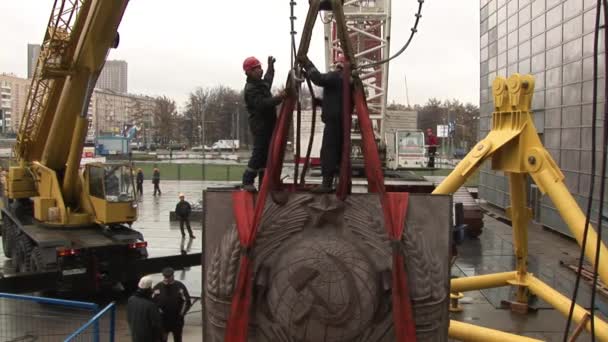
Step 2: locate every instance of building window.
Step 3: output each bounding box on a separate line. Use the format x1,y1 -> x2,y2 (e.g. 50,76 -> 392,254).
546,66 -> 562,88
532,14 -> 546,36
532,52 -> 546,72
519,4 -> 531,24
531,0 -> 546,18
532,32 -> 546,54
520,40 -> 532,59
546,4 -> 563,28
520,22 -> 532,43
508,13 -> 519,32
564,0 -> 583,21
563,38 -> 583,64
546,25 -> 562,48
564,15 -> 583,42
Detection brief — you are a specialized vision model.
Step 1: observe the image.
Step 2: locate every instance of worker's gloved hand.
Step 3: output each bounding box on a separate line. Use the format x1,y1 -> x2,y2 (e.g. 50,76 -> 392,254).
268,56 -> 276,68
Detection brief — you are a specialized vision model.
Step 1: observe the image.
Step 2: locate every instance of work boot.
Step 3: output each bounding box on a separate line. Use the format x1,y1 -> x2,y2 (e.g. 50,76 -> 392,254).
311,175 -> 334,193
241,183 -> 257,192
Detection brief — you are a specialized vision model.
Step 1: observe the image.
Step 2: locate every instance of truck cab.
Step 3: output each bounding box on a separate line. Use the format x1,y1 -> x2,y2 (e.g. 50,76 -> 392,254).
386,130 -> 427,169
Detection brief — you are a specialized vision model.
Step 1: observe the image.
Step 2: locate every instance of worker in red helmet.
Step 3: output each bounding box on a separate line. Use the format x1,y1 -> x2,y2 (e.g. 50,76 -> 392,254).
298,53 -> 349,193
426,128 -> 439,168
241,56 -> 287,192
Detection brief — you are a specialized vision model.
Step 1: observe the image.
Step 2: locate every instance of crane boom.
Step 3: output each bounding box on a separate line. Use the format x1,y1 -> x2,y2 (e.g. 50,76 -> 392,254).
6,0 -> 134,227
15,0 -> 87,163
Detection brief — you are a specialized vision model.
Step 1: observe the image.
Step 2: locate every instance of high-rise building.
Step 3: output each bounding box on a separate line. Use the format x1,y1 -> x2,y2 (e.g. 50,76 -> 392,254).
479,0 -> 607,237
0,73 -> 32,133
96,60 -> 128,93
27,44 -> 41,79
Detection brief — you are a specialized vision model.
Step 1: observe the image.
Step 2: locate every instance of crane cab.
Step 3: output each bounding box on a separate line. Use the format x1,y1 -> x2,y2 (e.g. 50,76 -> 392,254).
84,163 -> 137,225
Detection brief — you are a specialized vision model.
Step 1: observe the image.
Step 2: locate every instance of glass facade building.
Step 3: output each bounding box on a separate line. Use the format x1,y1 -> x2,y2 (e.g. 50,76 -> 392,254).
479,0 -> 607,237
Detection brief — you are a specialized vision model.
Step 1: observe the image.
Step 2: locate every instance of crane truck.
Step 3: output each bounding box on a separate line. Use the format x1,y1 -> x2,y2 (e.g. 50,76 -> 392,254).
0,0 -> 147,293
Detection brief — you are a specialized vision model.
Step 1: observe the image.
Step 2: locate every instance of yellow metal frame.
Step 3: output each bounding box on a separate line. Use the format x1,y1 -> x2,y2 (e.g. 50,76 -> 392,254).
434,73 -> 608,341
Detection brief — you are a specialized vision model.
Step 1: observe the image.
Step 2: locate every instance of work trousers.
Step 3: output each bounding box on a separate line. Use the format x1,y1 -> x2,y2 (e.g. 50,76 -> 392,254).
320,119 -> 343,178
242,133 -> 272,185
427,146 -> 437,168
179,217 -> 194,237
136,182 -> 143,196
153,182 -> 161,196
161,325 -> 183,342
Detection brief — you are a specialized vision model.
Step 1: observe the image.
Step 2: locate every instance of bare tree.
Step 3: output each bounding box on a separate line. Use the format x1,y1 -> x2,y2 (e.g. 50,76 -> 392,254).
153,96 -> 178,146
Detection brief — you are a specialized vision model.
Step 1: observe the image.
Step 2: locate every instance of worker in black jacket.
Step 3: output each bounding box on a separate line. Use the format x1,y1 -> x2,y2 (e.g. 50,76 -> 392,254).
152,168 -> 161,196
127,276 -> 163,342
152,267 -> 192,342
241,56 -> 287,192
300,54 -> 347,193
175,193 -> 194,239
136,168 -> 144,197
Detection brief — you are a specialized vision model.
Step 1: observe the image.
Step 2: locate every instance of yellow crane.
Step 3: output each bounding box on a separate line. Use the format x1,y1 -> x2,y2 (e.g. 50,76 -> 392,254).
1,0 -> 146,292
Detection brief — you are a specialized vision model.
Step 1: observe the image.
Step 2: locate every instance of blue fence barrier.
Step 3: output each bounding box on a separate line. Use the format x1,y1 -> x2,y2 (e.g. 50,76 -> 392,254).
64,302 -> 116,342
0,292 -> 115,341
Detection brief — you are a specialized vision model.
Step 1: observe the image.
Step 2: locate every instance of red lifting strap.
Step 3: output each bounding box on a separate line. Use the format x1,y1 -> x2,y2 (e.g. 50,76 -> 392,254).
336,61 -> 353,200
225,83 -> 416,341
354,86 -> 417,341
224,96 -> 296,342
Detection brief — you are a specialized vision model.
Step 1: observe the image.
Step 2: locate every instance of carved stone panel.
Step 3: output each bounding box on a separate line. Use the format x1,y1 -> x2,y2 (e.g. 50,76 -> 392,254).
203,192 -> 451,342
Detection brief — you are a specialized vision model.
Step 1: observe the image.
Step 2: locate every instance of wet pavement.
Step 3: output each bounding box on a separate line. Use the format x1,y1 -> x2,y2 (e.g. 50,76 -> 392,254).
1,180 -> 607,341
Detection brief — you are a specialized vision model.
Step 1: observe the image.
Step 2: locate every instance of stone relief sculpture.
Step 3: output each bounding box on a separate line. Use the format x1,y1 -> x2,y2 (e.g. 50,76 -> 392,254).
205,193 -> 450,342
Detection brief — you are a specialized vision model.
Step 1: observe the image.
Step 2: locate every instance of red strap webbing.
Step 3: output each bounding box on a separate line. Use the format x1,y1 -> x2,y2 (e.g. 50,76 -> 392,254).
353,86 -> 417,341
336,61 -> 353,200
224,96 -> 296,342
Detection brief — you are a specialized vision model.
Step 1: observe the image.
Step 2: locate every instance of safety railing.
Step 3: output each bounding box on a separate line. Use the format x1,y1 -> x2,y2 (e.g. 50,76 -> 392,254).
64,302 -> 116,342
0,292 -> 115,341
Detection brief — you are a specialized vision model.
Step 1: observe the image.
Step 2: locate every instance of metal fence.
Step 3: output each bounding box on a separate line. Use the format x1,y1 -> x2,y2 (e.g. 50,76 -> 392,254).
64,302 -> 115,342
133,162 -> 245,181
0,293 -> 115,341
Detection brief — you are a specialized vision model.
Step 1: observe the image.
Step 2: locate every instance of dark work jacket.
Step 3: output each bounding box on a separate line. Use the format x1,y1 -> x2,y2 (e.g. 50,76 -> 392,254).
175,200 -> 191,219
127,289 -> 163,342
152,281 -> 192,329
136,171 -> 144,184
152,170 -> 160,185
244,67 -> 281,137
305,61 -> 343,123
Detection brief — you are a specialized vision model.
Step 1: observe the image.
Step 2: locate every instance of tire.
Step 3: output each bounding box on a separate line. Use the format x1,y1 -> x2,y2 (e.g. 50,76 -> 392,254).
2,217 -> 17,258
12,235 -> 33,273
29,246 -> 50,272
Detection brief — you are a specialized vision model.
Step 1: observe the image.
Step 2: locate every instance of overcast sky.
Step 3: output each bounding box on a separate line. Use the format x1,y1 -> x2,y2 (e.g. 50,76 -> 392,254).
0,0 -> 480,109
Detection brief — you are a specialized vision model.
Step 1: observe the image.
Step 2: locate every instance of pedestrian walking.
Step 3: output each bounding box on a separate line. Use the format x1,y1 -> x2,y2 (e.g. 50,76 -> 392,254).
152,267 -> 192,342
240,55 -> 287,192
136,168 -> 144,197
127,276 -> 163,342
152,167 -> 161,196
175,193 -> 195,238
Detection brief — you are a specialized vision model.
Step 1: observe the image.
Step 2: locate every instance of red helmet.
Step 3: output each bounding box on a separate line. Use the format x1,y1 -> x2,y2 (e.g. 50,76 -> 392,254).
243,57 -> 261,73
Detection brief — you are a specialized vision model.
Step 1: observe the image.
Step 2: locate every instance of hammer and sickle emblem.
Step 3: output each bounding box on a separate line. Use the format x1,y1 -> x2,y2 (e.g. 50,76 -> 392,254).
288,253 -> 358,326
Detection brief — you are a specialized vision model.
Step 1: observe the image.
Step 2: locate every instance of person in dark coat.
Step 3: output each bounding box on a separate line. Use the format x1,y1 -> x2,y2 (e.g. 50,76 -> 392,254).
136,168 -> 144,197
240,56 -> 287,192
127,276 -> 163,342
152,267 -> 192,342
152,168 -> 161,196
300,54 -> 347,193
175,193 -> 194,238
